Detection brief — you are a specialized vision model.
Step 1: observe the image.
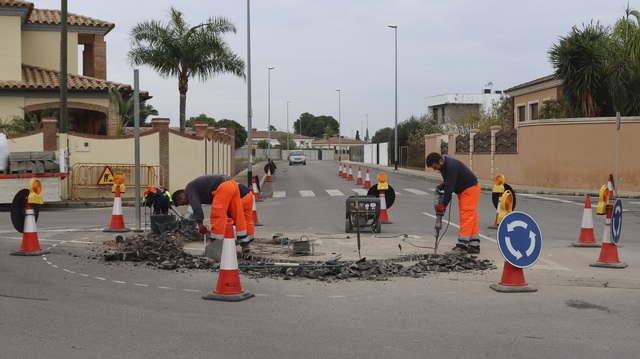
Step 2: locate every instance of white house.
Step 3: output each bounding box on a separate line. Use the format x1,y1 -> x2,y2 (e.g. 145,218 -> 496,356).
425,89 -> 505,125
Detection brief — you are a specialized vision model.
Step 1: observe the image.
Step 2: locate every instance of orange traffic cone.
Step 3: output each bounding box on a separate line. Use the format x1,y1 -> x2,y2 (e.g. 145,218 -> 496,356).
363,169 -> 371,189
347,165 -> 354,181
11,203 -> 50,256
202,218 -> 254,302
266,167 -> 272,182
104,186 -> 130,232
572,195 -> 600,247
252,196 -> 262,226
488,193 -> 502,229
590,204 -> 627,268
252,176 -> 262,202
356,167 -> 363,185
338,163 -> 343,176
607,174 -> 615,199
490,261 -> 537,292
342,164 -> 348,178
378,190 -> 392,224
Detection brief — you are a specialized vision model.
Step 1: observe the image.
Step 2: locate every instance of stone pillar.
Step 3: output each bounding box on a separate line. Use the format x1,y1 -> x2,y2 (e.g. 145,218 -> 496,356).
192,120 -> 208,138
82,35 -> 107,80
490,125 -> 501,179
152,118 -> 171,189
41,117 -> 58,151
224,127 -> 236,177
469,129 -> 479,171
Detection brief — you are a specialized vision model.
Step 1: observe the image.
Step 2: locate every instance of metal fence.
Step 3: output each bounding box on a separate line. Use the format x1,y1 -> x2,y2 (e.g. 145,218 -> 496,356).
71,163 -> 163,200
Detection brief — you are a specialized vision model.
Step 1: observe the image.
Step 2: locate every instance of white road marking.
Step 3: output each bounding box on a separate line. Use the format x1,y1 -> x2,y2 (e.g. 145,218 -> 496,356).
404,188 -> 429,195
300,190 -> 315,197
273,191 -> 286,198
351,189 -> 369,195
326,189 -> 343,196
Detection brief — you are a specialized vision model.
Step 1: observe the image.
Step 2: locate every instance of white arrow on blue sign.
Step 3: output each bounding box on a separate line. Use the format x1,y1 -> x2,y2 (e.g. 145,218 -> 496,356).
497,211 -> 543,269
611,199 -> 623,245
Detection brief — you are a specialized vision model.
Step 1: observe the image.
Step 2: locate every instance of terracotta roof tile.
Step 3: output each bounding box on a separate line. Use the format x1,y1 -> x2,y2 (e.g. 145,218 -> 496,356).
28,8 -> 114,32
0,0 -> 32,8
0,64 -> 149,98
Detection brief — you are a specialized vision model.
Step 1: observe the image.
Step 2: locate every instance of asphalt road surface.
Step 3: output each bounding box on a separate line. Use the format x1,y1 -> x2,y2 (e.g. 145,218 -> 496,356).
1,160 -> 639,358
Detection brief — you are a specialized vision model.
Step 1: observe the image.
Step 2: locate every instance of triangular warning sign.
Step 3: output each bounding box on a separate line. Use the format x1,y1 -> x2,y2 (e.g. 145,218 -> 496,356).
98,166 -> 115,185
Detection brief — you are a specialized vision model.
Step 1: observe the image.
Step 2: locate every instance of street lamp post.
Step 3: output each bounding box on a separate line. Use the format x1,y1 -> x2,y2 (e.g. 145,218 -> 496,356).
286,100 -> 291,152
268,66 -> 274,160
388,24 -> 398,170
336,89 -> 341,161
246,0 -> 253,187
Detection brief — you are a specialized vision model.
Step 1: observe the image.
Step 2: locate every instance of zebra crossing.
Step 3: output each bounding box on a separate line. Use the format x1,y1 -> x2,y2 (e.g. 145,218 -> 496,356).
271,188 -> 430,198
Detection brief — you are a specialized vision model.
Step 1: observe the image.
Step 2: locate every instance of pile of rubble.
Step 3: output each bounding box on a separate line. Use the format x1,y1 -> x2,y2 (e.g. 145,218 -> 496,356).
239,254 -> 496,282
98,229 -> 496,281
100,226 -> 218,270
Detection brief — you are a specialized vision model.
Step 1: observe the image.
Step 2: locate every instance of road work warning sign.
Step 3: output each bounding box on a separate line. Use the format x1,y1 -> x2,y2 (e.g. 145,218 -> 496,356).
97,166 -> 115,185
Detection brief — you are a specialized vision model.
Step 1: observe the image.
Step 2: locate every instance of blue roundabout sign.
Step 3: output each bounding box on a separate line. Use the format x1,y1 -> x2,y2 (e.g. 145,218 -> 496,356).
611,199 -> 623,245
497,211 -> 543,269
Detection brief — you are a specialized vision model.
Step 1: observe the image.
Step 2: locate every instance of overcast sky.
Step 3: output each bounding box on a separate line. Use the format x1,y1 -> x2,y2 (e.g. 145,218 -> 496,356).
36,0 -> 628,138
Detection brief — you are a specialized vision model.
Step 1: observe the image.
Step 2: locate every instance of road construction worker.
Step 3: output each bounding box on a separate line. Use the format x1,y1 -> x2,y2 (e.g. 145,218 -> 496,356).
142,186 -> 172,215
426,152 -> 481,254
237,183 -> 255,244
172,175 -> 250,251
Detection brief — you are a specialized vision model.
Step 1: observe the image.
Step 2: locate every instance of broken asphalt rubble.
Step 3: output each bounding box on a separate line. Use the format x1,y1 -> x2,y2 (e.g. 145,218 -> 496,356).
97,227 -> 497,281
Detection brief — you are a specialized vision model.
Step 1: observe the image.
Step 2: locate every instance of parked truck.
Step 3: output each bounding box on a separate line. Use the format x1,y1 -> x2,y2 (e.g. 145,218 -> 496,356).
0,134 -> 68,204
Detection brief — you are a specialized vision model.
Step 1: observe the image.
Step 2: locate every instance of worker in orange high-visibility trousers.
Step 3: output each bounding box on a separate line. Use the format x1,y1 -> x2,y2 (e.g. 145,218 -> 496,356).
172,175 -> 249,252
426,152 -> 481,255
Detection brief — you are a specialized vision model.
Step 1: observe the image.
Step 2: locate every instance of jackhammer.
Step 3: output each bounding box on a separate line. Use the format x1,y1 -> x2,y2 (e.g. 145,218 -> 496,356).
433,185 -> 446,254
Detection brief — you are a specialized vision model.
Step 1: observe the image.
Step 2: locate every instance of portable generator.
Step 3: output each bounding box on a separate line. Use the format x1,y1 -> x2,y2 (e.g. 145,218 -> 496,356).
345,195 -> 381,233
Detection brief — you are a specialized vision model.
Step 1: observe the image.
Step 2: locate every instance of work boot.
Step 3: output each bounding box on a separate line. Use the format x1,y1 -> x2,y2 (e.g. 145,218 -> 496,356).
445,245 -> 468,255
467,246 -> 480,254
240,242 -> 251,253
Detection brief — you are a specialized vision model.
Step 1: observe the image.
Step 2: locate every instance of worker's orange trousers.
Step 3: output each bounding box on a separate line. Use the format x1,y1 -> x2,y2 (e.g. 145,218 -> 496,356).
240,192 -> 255,242
458,183 -> 480,238
209,179 -> 247,240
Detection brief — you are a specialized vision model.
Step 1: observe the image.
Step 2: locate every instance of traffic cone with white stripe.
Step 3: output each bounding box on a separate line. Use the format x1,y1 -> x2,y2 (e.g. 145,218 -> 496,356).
363,169 -> 371,189
104,186 -> 130,232
266,167 -> 272,182
490,261 -> 537,293
11,203 -> 50,256
590,204 -> 627,268
202,218 -> 254,302
252,196 -> 262,226
356,167 -> 363,185
252,176 -> 262,202
378,190 -> 392,224
342,164 -> 348,178
572,195 -> 600,247
607,174 -> 615,199
338,163 -> 343,176
488,193 -> 502,229
347,165 -> 354,181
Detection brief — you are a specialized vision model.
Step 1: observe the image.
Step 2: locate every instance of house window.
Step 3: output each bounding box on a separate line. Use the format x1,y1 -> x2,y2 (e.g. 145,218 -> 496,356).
517,106 -> 526,122
530,102 -> 539,120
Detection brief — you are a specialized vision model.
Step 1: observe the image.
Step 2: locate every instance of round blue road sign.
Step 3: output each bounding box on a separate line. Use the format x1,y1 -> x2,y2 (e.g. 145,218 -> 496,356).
497,211 -> 543,269
611,199 -> 623,245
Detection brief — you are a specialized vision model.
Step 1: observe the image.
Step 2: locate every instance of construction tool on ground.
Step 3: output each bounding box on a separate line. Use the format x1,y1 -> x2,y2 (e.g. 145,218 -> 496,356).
433,185 -> 449,254
345,195 -> 381,234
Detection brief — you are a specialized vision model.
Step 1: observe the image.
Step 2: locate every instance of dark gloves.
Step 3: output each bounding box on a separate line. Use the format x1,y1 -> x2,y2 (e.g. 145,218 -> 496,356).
435,203 -> 447,213
437,182 -> 445,190
198,223 -> 208,235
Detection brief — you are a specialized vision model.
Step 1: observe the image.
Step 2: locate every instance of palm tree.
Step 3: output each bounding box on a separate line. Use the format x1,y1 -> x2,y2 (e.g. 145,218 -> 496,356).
548,22 -> 613,117
128,7 -> 245,133
609,6 -> 640,115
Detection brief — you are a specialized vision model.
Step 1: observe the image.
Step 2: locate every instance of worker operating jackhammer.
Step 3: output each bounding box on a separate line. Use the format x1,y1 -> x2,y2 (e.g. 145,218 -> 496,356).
426,152 -> 481,254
